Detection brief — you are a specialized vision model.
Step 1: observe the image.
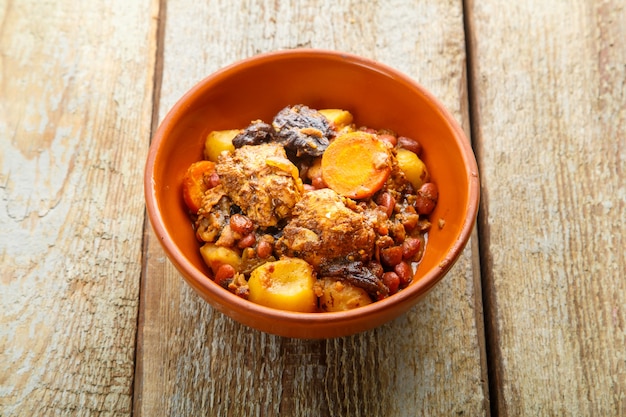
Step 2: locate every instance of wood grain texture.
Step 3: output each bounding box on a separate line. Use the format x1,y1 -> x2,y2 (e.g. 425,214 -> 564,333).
0,0 -> 158,415
135,0 -> 487,416
466,0 -> 626,415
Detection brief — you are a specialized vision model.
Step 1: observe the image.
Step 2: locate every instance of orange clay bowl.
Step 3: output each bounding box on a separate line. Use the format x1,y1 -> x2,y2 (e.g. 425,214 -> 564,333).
145,49 -> 479,339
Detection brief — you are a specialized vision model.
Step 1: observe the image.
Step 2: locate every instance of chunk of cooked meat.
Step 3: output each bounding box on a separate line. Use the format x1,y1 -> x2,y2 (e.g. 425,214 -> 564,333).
216,143 -> 302,227
272,105 -> 334,157
232,120 -> 275,148
195,186 -> 230,242
275,188 -> 376,267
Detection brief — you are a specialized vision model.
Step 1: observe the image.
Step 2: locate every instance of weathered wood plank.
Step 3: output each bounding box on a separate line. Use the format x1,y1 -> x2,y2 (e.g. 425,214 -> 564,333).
0,0 -> 158,415
136,0 -> 487,416
466,1 -> 626,415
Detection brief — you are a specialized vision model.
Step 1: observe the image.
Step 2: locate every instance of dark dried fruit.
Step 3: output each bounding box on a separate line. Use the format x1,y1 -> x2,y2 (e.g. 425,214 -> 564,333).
232,121 -> 275,148
272,105 -> 334,157
319,260 -> 388,297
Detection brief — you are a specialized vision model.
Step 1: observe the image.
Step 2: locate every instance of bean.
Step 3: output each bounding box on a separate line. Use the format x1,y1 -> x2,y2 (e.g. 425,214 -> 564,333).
257,240 -> 273,259
382,272 -> 400,295
415,196 -> 435,215
380,245 -> 403,267
394,261 -> 413,286
237,232 -> 256,249
215,264 -> 236,287
397,136 -> 423,156
420,182 -> 438,200
207,172 -> 221,188
402,237 -> 422,260
230,213 -> 254,235
376,192 -> 395,218
415,182 -> 438,215
378,133 -> 397,147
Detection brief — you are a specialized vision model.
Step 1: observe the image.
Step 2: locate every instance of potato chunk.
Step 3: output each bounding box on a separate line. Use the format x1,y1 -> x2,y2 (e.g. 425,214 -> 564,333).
318,278 -> 373,312
396,148 -> 430,190
200,243 -> 242,275
248,258 -> 317,312
318,109 -> 354,131
204,129 -> 241,162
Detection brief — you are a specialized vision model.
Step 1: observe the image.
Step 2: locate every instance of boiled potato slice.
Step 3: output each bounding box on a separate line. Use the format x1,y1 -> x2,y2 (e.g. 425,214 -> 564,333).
204,129 -> 241,162
318,278 -> 373,312
396,148 -> 430,190
248,258 -> 317,312
200,243 -> 242,275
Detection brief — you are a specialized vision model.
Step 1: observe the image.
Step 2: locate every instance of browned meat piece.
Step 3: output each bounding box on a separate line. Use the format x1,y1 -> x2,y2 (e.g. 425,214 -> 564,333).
216,143 -> 302,227
275,188 -> 376,268
272,105 -> 334,157
232,120 -> 275,148
195,186 -> 230,242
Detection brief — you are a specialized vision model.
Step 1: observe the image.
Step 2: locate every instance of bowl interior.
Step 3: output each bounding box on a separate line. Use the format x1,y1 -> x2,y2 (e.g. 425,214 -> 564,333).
146,50 -> 478,337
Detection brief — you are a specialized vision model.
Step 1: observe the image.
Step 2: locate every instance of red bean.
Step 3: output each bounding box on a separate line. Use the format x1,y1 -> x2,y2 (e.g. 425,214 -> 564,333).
378,133 -> 397,147
415,182 -> 438,215
257,240 -> 273,258
376,192 -> 395,218
237,233 -> 256,249
394,261 -> 413,286
402,237 -> 422,260
382,272 -> 400,295
420,182 -> 438,200
380,245 -> 403,267
207,172 -> 221,188
230,213 -> 254,235
215,264 -> 235,287
397,136 -> 423,156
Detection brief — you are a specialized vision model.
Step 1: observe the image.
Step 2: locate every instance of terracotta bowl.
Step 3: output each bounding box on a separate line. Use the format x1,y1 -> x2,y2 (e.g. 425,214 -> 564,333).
145,49 -> 479,338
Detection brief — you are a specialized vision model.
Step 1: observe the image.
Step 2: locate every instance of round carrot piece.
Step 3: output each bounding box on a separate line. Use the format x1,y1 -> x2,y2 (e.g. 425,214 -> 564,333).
321,131 -> 392,199
182,160 -> 216,213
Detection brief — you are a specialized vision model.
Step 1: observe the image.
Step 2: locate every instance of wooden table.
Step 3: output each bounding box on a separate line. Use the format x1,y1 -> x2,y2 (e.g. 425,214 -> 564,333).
1,1 -> 624,415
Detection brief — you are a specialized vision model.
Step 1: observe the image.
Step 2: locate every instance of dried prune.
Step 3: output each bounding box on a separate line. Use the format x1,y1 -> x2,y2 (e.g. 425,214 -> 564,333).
272,105 -> 334,157
319,259 -> 388,297
232,121 -> 275,148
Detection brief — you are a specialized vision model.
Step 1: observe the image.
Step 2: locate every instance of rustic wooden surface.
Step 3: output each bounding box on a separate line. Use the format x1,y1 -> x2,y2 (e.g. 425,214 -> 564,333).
1,0 -> 624,416
0,0 -> 158,415
137,1 -> 487,416
466,0 -> 626,415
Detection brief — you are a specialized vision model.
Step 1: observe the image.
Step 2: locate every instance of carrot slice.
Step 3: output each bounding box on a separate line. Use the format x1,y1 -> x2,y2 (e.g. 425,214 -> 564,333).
182,160 -> 216,213
321,131 -> 392,199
